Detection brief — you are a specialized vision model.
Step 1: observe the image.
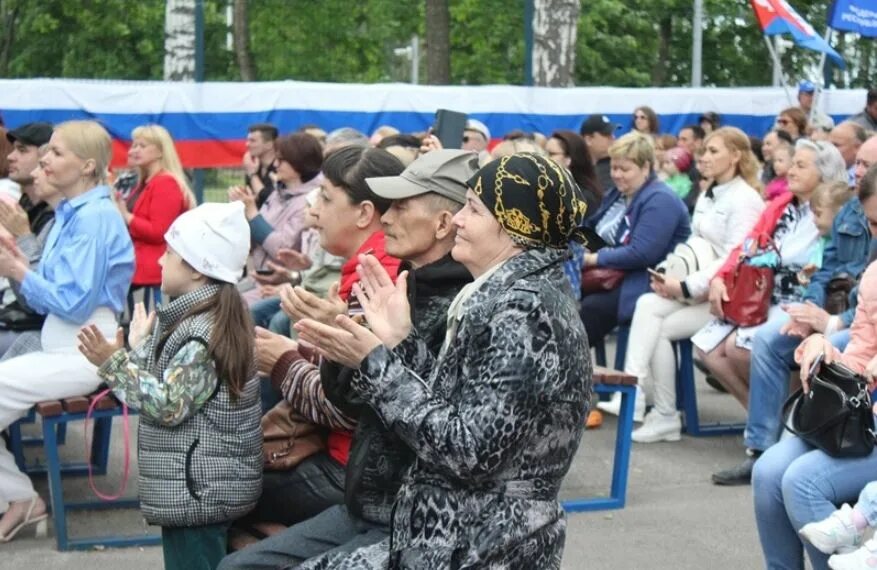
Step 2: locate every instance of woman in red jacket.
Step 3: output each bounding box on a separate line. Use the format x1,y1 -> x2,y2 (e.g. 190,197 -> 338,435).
115,125 -> 195,309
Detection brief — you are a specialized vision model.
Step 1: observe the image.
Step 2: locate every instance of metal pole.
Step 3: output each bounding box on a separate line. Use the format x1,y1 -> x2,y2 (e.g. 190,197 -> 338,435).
691,0 -> 703,87
524,0 -> 534,86
411,35 -> 419,85
193,0 -> 205,202
765,35 -> 793,106
813,29 -> 833,123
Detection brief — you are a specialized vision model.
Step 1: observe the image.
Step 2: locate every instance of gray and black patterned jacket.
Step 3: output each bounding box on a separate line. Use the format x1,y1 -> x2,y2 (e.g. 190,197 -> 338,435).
340,248 -> 590,569
322,253 -> 471,525
101,285 -> 263,528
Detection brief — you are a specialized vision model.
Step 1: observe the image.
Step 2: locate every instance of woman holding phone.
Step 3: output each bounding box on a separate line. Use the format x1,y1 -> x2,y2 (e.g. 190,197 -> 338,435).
600,128 -> 764,443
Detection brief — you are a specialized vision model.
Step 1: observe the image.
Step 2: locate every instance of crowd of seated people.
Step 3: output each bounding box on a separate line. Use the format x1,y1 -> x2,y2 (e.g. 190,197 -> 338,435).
2,83 -> 877,570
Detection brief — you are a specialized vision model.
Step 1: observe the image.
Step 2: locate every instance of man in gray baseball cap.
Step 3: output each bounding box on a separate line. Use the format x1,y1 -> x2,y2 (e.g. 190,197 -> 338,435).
366,149 -> 478,268
220,153 -> 475,570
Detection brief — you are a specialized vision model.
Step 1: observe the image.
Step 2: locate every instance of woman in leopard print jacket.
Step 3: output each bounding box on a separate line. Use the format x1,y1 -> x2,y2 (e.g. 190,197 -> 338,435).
296,153 -> 592,569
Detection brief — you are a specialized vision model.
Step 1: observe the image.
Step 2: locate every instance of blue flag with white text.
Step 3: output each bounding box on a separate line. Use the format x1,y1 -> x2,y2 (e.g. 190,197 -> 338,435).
828,0 -> 877,37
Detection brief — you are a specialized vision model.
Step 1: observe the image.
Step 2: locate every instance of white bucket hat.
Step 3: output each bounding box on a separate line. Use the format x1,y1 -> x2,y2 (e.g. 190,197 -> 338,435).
164,201 -> 250,284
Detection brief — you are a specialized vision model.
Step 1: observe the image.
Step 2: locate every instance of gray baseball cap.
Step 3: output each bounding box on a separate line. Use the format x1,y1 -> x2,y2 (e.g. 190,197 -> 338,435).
366,149 -> 479,205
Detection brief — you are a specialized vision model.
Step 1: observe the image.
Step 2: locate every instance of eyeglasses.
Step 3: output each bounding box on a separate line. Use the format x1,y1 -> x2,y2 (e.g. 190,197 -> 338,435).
634,114 -> 647,120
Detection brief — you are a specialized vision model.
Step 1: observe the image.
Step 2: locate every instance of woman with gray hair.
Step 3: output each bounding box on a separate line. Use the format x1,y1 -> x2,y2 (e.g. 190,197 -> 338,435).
695,139 -> 847,448
292,153 -> 591,568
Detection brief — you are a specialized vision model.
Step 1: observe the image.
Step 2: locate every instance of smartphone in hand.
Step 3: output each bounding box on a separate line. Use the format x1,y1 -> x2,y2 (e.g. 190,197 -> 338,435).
647,268 -> 666,283
432,109 -> 468,149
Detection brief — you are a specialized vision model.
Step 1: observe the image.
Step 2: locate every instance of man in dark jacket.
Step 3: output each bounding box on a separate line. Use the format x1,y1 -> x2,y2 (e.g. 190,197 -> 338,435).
220,150 -> 476,569
580,114 -> 619,195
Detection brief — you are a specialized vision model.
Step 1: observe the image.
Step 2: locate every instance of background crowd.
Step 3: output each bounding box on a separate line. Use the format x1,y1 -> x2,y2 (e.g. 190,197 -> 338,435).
1,80 -> 877,569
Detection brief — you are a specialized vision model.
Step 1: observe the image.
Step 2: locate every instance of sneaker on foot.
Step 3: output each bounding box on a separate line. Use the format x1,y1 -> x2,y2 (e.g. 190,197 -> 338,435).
596,386 -> 645,423
800,504 -> 863,555
828,537 -> 877,569
632,411 -> 681,443
711,454 -> 758,486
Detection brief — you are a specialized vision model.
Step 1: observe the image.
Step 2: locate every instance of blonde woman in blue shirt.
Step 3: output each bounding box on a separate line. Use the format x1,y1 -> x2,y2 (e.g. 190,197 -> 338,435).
0,120 -> 134,542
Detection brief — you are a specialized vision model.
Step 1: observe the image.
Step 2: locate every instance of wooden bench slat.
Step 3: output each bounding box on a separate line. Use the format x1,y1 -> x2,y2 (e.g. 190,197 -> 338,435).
35,400 -> 63,417
61,397 -> 90,414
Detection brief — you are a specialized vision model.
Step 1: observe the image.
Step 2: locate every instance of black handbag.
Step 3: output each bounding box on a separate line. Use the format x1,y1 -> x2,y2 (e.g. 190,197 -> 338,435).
0,301 -> 45,332
782,358 -> 876,458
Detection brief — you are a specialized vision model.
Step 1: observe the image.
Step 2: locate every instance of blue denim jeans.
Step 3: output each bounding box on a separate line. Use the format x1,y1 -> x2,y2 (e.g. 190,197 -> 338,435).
251,296 -> 282,330
752,437 -> 877,570
220,504 -> 387,570
745,312 -> 850,452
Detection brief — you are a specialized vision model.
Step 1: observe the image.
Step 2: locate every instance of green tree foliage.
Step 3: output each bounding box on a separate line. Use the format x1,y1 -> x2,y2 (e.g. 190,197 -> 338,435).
0,0 -> 870,87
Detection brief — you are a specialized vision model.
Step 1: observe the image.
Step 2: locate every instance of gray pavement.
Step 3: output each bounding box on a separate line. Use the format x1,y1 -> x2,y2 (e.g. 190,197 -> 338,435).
3,339 -> 770,569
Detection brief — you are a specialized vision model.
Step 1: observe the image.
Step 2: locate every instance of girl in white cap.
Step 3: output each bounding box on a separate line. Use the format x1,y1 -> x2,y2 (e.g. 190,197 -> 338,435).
77,201 -> 262,570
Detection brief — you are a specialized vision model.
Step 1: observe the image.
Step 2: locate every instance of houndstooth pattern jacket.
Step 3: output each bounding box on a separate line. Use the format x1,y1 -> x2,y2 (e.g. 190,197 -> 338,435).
101,284 -> 263,528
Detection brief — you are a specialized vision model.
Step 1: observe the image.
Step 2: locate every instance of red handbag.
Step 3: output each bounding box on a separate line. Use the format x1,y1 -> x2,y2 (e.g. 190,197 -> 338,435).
581,267 -> 625,295
722,238 -> 777,328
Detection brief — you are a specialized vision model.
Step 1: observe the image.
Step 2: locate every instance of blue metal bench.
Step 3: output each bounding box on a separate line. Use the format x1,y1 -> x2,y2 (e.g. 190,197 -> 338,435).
592,326 -> 630,371
32,395 -> 161,551
563,366 -> 636,512
674,339 -> 745,436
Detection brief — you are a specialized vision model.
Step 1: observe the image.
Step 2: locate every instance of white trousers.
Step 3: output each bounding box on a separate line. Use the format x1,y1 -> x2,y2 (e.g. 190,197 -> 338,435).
624,294 -> 712,416
0,309 -> 117,504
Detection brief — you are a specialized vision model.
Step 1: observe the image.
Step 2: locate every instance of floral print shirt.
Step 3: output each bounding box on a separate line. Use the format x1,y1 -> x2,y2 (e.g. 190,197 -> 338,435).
99,337 -> 218,427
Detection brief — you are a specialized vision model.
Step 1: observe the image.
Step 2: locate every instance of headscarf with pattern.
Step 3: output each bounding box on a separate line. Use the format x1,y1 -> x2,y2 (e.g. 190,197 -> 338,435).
466,152 -> 591,250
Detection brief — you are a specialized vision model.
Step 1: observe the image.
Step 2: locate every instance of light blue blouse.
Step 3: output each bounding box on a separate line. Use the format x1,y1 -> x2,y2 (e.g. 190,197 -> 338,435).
21,185 -> 134,324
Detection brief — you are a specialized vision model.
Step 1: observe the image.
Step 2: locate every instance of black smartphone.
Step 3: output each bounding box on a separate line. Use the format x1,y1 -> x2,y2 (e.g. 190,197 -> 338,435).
432,109 -> 468,149
255,269 -> 274,276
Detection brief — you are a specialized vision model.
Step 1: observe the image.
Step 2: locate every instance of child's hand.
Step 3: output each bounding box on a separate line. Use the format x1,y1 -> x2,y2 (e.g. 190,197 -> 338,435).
78,325 -> 125,367
128,302 -> 156,348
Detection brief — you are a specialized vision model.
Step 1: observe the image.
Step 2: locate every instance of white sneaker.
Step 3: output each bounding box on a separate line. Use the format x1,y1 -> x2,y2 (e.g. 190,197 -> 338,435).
596,387 -> 645,423
800,504 -> 863,555
829,538 -> 877,569
632,411 -> 682,443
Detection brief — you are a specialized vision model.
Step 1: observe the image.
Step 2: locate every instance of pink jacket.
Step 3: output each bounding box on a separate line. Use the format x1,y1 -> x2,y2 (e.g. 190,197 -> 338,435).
798,260 -> 877,374
251,174 -> 323,270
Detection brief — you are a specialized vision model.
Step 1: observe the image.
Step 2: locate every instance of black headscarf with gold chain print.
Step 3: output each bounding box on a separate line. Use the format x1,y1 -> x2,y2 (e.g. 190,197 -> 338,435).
466,152 -> 592,250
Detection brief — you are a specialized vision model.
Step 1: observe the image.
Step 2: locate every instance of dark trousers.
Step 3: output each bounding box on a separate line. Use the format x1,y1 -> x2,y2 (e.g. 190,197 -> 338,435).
243,451 -> 345,527
162,522 -> 230,570
219,505 -> 388,570
579,286 -> 622,346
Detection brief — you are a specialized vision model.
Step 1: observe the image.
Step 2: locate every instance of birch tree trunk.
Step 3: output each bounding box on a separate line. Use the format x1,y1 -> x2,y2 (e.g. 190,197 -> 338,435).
425,0 -> 450,84
233,0 -> 256,81
164,0 -> 196,81
532,0 -> 580,87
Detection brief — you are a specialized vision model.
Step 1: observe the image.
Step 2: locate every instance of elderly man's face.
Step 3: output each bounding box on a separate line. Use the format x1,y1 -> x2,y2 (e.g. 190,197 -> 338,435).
829,124 -> 861,168
462,129 -> 487,152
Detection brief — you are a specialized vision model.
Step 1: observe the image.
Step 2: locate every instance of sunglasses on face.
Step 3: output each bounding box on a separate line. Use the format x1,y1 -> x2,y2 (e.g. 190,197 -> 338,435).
462,136 -> 470,143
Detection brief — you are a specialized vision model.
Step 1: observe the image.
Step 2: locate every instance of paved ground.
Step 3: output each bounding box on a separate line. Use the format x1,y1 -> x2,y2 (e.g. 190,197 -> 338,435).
3,340 -> 773,569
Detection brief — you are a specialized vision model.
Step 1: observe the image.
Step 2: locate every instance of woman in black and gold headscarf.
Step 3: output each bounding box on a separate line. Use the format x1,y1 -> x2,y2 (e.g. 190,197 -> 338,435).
292,153 -> 592,569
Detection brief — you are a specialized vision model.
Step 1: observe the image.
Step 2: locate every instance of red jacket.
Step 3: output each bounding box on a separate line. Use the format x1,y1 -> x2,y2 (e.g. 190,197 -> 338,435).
328,230 -> 401,466
127,172 -> 188,286
714,192 -> 794,283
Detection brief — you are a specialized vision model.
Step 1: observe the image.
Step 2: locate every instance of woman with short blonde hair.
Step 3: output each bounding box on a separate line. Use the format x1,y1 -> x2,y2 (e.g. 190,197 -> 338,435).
580,131 -> 690,361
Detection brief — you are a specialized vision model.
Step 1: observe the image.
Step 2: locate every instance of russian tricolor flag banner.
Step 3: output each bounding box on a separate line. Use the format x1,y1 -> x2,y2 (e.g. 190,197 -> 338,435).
0,79 -> 867,169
